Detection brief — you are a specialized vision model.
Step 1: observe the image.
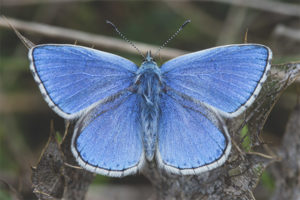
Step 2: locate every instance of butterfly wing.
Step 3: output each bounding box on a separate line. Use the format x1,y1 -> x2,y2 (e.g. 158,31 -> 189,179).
161,44 -> 272,117
157,90 -> 231,174
29,44 -> 138,119
71,91 -> 144,177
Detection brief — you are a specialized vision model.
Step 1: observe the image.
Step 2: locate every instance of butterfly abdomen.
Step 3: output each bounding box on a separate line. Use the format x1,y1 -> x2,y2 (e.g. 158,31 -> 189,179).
136,61 -> 162,161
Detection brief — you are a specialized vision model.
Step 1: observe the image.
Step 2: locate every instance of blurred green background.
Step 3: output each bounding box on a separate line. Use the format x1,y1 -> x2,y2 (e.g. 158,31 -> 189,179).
0,0 -> 300,199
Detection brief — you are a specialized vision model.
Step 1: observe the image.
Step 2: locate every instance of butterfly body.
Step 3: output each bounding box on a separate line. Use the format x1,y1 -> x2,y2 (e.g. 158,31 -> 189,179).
28,43 -> 272,177
135,52 -> 162,160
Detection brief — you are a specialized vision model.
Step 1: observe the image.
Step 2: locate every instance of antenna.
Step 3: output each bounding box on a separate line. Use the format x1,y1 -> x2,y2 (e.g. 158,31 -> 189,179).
106,20 -> 145,59
154,19 -> 191,58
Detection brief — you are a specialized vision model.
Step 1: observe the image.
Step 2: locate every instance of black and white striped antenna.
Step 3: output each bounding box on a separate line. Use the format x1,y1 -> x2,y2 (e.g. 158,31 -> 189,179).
154,19 -> 191,58
106,20 -> 145,59
106,19 -> 191,60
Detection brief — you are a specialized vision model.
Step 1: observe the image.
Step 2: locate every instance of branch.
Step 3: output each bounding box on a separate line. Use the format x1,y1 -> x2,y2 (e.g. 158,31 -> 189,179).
32,122 -> 94,200
0,16 -> 189,59
3,0 -> 300,18
207,0 -> 300,18
273,25 -> 300,41
1,0 -> 93,7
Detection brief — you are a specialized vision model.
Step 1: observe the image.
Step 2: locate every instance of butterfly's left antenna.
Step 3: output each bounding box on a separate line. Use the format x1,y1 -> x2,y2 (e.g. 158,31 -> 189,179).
106,20 -> 145,59
154,19 -> 191,58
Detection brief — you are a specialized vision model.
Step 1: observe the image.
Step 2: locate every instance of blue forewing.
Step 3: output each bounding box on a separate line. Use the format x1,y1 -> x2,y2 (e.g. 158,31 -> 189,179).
161,44 -> 272,117
29,44 -> 137,119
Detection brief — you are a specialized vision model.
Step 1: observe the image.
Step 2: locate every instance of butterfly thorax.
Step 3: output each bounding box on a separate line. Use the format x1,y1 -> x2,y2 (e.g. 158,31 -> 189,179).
135,56 -> 162,161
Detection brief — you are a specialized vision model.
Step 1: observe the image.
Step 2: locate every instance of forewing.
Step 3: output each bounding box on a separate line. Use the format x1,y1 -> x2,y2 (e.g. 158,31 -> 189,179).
29,44 -> 138,119
161,44 -> 272,117
157,90 -> 231,174
71,91 -> 143,177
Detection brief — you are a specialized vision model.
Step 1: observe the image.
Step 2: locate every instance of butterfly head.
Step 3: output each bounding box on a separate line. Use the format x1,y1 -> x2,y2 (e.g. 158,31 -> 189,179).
138,51 -> 158,71
135,51 -> 161,85
145,51 -> 154,62
139,51 -> 159,71
141,51 -> 157,66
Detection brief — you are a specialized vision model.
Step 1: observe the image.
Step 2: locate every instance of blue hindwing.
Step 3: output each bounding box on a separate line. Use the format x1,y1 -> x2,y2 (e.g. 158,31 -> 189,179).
161,44 -> 272,117
71,91 -> 144,177
157,89 -> 231,174
29,44 -> 138,119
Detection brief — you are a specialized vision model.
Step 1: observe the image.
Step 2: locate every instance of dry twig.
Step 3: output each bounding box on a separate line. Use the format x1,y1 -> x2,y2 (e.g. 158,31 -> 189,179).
207,0 -> 300,18
273,25 -> 300,41
0,16 -> 188,59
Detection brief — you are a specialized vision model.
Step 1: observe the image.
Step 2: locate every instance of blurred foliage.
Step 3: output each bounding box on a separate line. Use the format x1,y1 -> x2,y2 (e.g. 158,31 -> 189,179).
0,188 -> 12,200
240,125 -> 251,152
261,171 -> 276,191
0,0 -> 300,199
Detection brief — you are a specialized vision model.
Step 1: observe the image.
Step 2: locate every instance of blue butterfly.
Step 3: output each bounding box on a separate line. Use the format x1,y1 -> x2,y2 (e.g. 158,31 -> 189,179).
28,43 -> 272,177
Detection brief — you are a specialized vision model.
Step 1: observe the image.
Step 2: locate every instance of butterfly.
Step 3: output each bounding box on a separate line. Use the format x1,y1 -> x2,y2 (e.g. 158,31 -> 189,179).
28,42 -> 272,177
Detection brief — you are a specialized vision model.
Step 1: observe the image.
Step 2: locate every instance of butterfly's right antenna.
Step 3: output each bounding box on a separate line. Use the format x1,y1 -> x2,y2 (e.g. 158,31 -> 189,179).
154,19 -> 191,58
106,20 -> 145,59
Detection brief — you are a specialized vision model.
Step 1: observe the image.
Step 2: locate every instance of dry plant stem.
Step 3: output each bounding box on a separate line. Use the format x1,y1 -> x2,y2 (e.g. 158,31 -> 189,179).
31,122 -> 66,199
60,122 -> 94,200
1,0 -> 94,6
31,122 -> 94,200
273,25 -> 300,41
2,0 -> 300,18
1,16 -> 299,84
208,0 -> 300,18
0,16 -> 189,59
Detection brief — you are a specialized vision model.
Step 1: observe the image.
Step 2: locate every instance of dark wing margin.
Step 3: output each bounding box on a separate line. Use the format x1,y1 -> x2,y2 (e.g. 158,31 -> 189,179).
157,89 -> 231,175
71,91 -> 144,177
